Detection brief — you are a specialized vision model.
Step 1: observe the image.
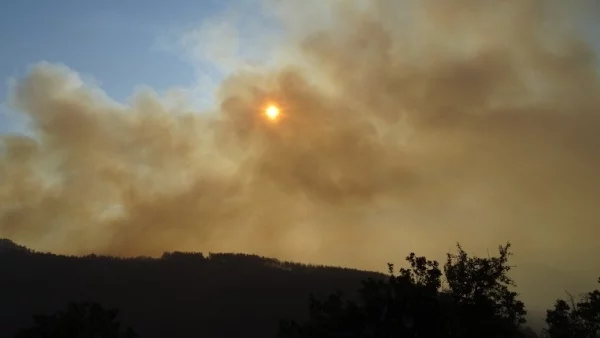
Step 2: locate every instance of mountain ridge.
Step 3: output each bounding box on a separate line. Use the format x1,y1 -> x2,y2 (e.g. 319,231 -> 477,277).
0,238 -> 30,253
0,237 -> 384,338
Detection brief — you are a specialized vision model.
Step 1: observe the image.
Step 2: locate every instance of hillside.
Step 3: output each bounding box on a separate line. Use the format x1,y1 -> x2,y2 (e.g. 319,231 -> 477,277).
0,239 -> 383,338
0,238 -> 29,253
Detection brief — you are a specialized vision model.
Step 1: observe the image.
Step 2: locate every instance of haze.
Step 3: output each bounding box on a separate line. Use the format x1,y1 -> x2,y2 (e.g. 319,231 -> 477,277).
1,0 -> 599,317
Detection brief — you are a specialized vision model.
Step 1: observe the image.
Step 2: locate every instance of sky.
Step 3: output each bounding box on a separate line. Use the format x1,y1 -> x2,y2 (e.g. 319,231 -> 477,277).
1,0 -> 600,322
0,0 -> 281,132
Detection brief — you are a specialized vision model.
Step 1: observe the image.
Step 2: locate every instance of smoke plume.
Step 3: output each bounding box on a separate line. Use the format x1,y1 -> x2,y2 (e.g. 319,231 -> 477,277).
1,0 -> 600,313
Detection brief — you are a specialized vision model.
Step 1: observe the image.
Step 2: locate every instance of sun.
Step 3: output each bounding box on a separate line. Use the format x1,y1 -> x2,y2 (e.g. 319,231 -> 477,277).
264,104 -> 280,120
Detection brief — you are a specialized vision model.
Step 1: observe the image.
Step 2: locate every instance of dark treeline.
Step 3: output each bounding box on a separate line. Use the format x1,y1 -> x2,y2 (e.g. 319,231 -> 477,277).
1,239 -> 599,338
279,243 -> 600,338
0,238 -> 380,338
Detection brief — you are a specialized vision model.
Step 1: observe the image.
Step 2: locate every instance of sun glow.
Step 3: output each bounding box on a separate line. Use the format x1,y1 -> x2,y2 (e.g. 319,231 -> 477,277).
265,104 -> 280,120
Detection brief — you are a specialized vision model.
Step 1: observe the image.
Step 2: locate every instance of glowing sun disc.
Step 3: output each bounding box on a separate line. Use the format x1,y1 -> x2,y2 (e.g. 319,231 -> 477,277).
265,105 -> 280,120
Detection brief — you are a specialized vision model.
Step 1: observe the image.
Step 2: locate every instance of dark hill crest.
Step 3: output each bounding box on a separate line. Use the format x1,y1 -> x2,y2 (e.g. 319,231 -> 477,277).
0,237 -> 383,338
0,238 -> 30,253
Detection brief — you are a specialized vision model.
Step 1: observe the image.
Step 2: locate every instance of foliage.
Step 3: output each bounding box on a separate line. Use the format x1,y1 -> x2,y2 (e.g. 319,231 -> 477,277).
279,242 -> 529,338
544,278 -> 600,338
444,243 -> 527,337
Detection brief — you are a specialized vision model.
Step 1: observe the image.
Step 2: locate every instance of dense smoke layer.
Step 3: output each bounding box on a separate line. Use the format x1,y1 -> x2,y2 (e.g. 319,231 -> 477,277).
1,0 -> 600,313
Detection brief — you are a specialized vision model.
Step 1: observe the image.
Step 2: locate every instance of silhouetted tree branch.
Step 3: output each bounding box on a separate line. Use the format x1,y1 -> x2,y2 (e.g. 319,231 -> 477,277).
544,277 -> 600,338
279,242 -> 529,338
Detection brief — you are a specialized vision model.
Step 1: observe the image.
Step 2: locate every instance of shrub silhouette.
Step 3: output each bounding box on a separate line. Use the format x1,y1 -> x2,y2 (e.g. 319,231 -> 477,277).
544,277 -> 600,338
279,242 -> 529,338
14,302 -> 137,338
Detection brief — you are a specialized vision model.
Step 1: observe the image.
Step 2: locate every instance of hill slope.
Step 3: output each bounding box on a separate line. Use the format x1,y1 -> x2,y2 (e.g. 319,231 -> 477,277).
0,239 -> 383,338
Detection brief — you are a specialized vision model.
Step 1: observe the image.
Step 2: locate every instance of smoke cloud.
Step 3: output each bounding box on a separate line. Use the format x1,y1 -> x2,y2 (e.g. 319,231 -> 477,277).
1,0 -> 600,314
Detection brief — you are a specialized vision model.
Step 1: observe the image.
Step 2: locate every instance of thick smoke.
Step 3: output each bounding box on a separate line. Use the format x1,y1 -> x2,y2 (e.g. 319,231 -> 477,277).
1,0 -> 600,314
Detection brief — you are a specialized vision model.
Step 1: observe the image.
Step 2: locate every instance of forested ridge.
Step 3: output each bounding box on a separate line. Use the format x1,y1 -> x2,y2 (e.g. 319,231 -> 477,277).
0,238 -> 380,338
2,239 -> 598,338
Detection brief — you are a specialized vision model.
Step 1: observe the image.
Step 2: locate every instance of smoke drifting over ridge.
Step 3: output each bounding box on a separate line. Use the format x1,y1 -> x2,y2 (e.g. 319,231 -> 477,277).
1,0 -> 600,299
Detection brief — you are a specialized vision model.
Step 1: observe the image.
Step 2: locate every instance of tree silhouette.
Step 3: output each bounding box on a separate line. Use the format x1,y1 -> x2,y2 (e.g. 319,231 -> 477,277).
279,242 -> 529,338
14,302 -> 137,338
544,277 -> 600,338
444,243 -> 527,337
